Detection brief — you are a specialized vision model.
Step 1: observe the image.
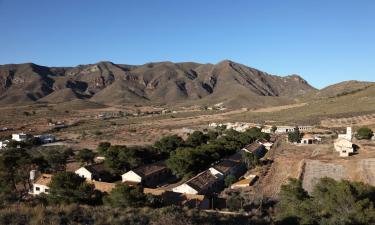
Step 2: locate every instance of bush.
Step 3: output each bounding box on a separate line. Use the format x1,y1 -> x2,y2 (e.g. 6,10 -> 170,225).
276,178 -> 375,225
356,127 -> 374,140
224,175 -> 237,187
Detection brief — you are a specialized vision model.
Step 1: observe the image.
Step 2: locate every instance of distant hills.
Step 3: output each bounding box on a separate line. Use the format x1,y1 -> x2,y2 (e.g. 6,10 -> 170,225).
0,60 -> 371,109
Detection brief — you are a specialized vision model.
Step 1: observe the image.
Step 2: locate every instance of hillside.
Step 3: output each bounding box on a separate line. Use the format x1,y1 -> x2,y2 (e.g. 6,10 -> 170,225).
301,80 -> 374,100
0,60 -> 315,108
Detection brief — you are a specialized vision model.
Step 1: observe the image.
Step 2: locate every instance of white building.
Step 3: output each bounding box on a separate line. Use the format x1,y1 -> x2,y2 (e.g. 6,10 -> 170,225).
262,126 -> 313,134
75,164 -> 109,181
338,127 -> 352,141
334,127 -> 354,157
300,134 -> 321,145
12,133 -> 28,142
172,170 -> 221,195
0,140 -> 9,149
121,162 -> 170,187
30,173 -> 52,195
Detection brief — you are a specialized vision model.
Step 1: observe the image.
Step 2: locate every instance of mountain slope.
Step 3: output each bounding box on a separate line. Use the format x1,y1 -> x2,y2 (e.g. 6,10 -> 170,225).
0,60 -> 316,108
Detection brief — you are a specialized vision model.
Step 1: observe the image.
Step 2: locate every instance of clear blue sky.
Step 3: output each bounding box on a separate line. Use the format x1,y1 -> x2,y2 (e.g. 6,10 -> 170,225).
0,0 -> 374,88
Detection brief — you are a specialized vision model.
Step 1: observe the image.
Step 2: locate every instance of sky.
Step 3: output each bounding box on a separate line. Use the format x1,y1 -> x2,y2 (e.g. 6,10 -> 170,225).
0,0 -> 374,88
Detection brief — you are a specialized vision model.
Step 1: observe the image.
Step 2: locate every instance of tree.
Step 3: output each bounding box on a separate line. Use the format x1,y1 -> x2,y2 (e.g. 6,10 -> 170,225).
356,127 -> 374,140
44,149 -> 69,172
76,149 -> 96,165
97,142 -> 111,154
224,175 -> 237,187
288,127 -> 302,143
271,125 -> 277,133
206,130 -> 219,142
104,145 -> 130,175
185,131 -> 208,147
47,172 -> 96,204
0,148 -> 32,203
276,178 -> 375,225
226,193 -> 244,211
166,147 -> 198,178
242,152 -> 259,169
104,184 -> 146,208
154,135 -> 184,154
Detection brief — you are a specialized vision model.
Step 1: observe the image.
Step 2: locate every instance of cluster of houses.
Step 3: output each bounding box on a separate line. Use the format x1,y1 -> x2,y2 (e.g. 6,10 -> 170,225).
29,138 -> 272,209
209,122 -> 256,132
261,125 -> 313,134
0,132 -> 56,149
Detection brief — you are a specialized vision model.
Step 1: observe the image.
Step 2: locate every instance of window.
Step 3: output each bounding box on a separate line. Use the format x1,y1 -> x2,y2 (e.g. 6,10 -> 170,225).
35,187 -> 40,191
45,188 -> 49,193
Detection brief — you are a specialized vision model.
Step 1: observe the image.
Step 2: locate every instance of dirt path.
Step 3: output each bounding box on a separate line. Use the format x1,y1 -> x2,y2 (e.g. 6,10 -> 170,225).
251,103 -> 307,113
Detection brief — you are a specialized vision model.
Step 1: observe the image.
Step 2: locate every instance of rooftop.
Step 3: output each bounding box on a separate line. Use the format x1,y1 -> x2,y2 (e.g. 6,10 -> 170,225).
133,162 -> 168,177
186,170 -> 219,192
82,163 -> 107,174
242,142 -> 263,153
34,174 -> 52,186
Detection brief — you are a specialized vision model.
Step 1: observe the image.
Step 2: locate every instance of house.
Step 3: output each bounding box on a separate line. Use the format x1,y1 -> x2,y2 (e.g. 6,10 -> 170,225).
0,140 -> 9,149
338,127 -> 352,141
208,152 -> 246,178
300,134 -> 321,145
35,134 -> 56,144
172,170 -> 222,195
257,139 -> 273,150
334,127 -> 354,157
262,126 -> 313,134
75,164 -> 111,182
12,133 -> 28,142
30,173 -> 52,195
231,175 -> 258,189
121,162 -> 170,187
143,188 -> 210,209
334,138 -> 354,157
241,142 -> 266,158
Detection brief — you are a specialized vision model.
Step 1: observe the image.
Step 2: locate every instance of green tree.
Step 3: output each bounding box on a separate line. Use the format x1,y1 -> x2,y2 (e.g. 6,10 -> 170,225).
76,149 -> 96,165
271,125 -> 277,133
154,135 -> 184,154
0,148 -> 32,203
185,131 -> 208,147
206,130 -> 219,142
242,152 -> 259,169
47,172 -> 96,204
104,145 -> 130,175
44,149 -> 69,172
97,142 -> 111,154
288,127 -> 302,143
276,178 -> 375,225
226,193 -> 244,211
166,147 -> 197,178
224,175 -> 237,187
104,184 -> 146,208
356,127 -> 374,140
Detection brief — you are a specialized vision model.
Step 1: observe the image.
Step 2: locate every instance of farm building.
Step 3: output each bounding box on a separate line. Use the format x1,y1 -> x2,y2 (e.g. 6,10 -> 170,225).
300,134 -> 321,145
121,162 -> 170,187
241,142 -> 266,158
12,133 -> 29,142
172,170 -> 222,195
334,127 -> 354,157
231,175 -> 258,189
30,173 -> 52,195
209,151 -> 246,178
75,164 -> 111,182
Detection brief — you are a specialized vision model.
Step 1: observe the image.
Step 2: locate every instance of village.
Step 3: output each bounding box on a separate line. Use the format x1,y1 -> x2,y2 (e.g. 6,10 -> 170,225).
1,119 -> 373,212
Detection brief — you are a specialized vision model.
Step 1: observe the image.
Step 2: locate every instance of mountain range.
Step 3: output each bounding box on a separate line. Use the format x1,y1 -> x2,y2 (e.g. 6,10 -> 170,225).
0,60 -> 371,109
